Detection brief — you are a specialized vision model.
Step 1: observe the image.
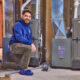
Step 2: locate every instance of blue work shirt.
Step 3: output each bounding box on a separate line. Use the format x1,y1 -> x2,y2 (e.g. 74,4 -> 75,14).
9,18 -> 32,45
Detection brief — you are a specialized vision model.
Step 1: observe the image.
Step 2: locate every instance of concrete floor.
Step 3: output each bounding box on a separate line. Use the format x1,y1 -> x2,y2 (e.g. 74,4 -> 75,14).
0,47 -> 80,80
0,67 -> 80,80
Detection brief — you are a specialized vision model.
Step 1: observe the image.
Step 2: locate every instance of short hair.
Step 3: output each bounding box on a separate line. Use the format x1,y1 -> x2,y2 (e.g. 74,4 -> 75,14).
22,9 -> 31,15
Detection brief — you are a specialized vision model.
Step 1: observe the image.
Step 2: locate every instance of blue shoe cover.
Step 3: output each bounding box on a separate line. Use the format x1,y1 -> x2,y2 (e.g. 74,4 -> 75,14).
20,69 -> 33,75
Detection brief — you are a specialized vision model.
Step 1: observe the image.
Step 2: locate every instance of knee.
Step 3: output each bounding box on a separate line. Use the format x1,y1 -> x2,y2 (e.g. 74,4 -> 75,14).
26,46 -> 32,52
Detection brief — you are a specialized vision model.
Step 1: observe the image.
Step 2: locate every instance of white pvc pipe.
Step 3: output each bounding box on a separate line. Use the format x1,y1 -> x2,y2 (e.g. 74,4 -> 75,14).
74,0 -> 79,18
36,0 -> 40,19
21,0 -> 31,16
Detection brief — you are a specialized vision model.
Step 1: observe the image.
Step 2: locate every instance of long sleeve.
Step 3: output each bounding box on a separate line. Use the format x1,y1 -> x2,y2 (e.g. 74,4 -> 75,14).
13,23 -> 32,45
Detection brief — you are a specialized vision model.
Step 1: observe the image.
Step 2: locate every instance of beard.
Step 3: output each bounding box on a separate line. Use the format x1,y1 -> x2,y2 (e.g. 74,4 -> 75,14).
24,19 -> 30,24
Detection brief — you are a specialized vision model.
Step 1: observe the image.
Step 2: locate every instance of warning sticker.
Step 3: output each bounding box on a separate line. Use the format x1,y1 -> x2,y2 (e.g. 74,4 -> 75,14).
58,46 -> 65,58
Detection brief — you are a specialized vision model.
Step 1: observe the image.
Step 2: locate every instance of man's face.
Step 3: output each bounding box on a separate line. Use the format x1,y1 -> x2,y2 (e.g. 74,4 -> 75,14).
22,12 -> 31,24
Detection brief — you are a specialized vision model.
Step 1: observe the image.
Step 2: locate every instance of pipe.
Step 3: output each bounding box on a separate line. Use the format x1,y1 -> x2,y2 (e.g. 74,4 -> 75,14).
36,0 -> 39,19
21,0 -> 32,16
35,0 -> 42,47
74,0 -> 79,18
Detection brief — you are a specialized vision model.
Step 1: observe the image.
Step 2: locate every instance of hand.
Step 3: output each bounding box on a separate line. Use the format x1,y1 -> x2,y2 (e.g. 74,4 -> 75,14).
31,44 -> 36,53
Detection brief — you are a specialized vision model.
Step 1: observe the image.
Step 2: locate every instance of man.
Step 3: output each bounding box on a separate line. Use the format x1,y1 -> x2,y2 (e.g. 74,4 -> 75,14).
2,9 -> 36,69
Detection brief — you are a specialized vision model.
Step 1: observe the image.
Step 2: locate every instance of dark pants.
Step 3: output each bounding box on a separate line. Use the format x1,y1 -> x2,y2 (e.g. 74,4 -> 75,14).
3,43 -> 32,69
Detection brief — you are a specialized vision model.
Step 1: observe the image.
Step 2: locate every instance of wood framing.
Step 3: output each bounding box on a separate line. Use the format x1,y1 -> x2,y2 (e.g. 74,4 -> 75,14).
40,0 -> 46,62
0,0 -> 3,47
3,0 -> 5,37
46,0 -> 54,63
64,0 -> 74,28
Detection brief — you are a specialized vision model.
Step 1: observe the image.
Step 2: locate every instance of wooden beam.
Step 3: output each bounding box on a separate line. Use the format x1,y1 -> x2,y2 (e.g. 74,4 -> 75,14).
0,0 -> 3,59
40,0 -> 46,62
3,0 -> 5,37
0,0 -> 3,47
46,0 -> 54,63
